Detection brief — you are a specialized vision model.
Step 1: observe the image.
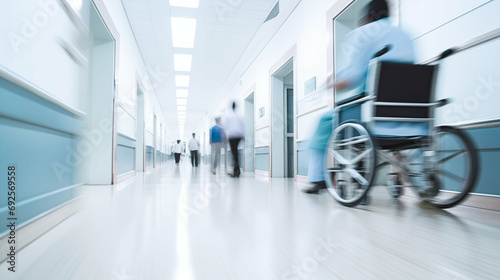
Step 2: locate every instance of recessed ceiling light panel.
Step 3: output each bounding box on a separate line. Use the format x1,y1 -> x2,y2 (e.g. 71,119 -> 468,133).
175,75 -> 190,87
174,54 -> 192,72
169,0 -> 199,8
171,17 -> 197,48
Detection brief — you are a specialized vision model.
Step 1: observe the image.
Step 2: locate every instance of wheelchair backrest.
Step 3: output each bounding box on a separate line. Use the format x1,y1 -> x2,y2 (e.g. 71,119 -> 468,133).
372,62 -> 437,119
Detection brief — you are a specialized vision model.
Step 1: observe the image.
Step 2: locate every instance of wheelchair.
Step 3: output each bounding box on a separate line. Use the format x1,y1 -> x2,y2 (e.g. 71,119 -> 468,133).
324,55 -> 479,209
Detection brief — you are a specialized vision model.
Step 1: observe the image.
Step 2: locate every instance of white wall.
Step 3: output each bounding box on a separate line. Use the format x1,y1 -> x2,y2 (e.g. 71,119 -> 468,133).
204,0 -> 338,148
1,0 -> 170,175
400,0 -> 500,125
0,0 -> 89,113
205,0 -> 500,149
98,0 -> 168,150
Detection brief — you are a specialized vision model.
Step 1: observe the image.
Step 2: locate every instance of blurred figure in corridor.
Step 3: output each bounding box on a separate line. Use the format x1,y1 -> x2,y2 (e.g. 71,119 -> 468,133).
210,117 -> 225,174
189,133 -> 200,167
223,102 -> 245,177
174,139 -> 183,165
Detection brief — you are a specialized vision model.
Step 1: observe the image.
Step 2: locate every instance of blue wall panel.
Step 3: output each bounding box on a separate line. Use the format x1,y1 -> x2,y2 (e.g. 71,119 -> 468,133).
297,150 -> 309,176
0,77 -> 82,236
472,150 -> 500,195
297,141 -> 310,176
117,134 -> 135,175
255,147 -> 269,171
146,146 -> 154,168
462,126 -> 500,196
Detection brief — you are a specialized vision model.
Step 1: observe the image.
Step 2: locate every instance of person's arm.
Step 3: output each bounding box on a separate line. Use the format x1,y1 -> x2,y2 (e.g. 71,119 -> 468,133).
333,29 -> 371,92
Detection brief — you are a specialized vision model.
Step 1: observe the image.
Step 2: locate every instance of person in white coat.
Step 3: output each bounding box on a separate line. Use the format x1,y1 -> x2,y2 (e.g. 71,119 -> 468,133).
222,102 -> 245,177
188,133 -> 200,167
173,140 -> 183,165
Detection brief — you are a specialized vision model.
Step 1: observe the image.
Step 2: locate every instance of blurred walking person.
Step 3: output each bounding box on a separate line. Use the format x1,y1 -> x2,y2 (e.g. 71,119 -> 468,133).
188,133 -> 200,167
210,117 -> 225,174
223,102 -> 245,177
173,140 -> 183,165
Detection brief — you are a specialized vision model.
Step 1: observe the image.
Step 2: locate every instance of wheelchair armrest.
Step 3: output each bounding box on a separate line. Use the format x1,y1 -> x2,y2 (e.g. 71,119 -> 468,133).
335,93 -> 375,111
335,92 -> 367,107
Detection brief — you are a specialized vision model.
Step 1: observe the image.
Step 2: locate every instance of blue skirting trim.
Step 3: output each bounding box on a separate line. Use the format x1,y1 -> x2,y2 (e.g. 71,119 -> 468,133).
0,76 -> 82,236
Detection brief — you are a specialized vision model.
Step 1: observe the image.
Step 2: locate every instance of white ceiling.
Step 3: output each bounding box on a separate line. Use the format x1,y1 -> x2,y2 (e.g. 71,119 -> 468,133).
121,0 -> 279,141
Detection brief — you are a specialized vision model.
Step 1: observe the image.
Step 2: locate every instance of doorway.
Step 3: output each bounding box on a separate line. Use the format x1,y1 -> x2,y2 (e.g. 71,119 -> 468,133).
87,2 -> 115,185
244,92 -> 255,172
271,58 -> 294,178
153,114 -> 157,168
135,85 -> 145,172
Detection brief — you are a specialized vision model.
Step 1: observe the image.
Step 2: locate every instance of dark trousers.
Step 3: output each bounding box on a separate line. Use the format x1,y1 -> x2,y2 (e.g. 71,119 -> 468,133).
190,150 -> 198,166
174,153 -> 181,164
229,138 -> 242,175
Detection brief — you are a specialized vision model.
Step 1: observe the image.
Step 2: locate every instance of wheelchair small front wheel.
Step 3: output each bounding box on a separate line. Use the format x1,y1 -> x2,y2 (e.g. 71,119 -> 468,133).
324,121 -> 377,207
419,126 -> 478,208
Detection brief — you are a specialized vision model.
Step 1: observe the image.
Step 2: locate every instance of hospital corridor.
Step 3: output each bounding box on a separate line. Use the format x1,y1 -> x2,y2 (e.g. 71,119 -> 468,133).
1,0 -> 500,279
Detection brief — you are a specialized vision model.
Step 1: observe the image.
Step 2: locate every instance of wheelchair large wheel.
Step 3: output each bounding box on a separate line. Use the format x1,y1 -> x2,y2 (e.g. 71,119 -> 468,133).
417,126 -> 478,208
324,121 -> 377,207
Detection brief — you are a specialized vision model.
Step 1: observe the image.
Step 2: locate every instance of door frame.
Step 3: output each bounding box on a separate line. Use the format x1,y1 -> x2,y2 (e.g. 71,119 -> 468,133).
90,0 -> 120,184
284,85 -> 294,178
268,44 -> 297,179
243,85 -> 256,172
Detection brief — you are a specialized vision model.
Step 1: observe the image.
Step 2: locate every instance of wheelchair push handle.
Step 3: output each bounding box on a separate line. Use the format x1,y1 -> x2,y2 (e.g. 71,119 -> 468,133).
439,48 -> 457,60
372,45 -> 392,59
436,98 -> 452,107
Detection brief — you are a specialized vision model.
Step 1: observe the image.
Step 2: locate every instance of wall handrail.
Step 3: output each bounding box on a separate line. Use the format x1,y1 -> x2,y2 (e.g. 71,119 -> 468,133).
0,66 -> 87,117
420,27 -> 500,65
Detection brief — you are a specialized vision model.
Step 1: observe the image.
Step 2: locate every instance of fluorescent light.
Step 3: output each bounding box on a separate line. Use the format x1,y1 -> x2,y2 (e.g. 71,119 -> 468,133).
170,0 -> 199,8
177,98 -> 187,105
178,111 -> 186,115
178,106 -> 187,111
174,54 -> 192,71
175,75 -> 190,87
171,18 -> 197,48
176,89 -> 188,98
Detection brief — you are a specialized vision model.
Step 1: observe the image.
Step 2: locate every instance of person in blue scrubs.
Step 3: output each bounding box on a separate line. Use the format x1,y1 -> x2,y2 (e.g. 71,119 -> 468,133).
304,0 -> 415,195
210,117 -> 225,174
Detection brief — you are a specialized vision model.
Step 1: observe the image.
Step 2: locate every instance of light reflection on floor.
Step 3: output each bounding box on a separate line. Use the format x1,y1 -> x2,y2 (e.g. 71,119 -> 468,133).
1,160 -> 499,279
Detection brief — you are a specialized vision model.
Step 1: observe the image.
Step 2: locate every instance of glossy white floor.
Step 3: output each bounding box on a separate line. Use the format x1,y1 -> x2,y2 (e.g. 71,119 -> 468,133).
1,160 -> 500,280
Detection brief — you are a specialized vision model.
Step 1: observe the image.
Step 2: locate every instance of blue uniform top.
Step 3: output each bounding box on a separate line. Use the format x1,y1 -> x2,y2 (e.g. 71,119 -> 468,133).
336,18 -> 415,90
210,125 -> 224,143
310,18 -> 415,151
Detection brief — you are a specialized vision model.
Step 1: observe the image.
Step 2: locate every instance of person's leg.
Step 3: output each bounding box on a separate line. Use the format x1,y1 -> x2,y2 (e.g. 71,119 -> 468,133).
190,151 -> 195,166
211,145 -> 215,173
304,149 -> 326,194
195,150 -> 199,167
229,138 -> 239,176
213,142 -> 221,173
233,138 -> 241,175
